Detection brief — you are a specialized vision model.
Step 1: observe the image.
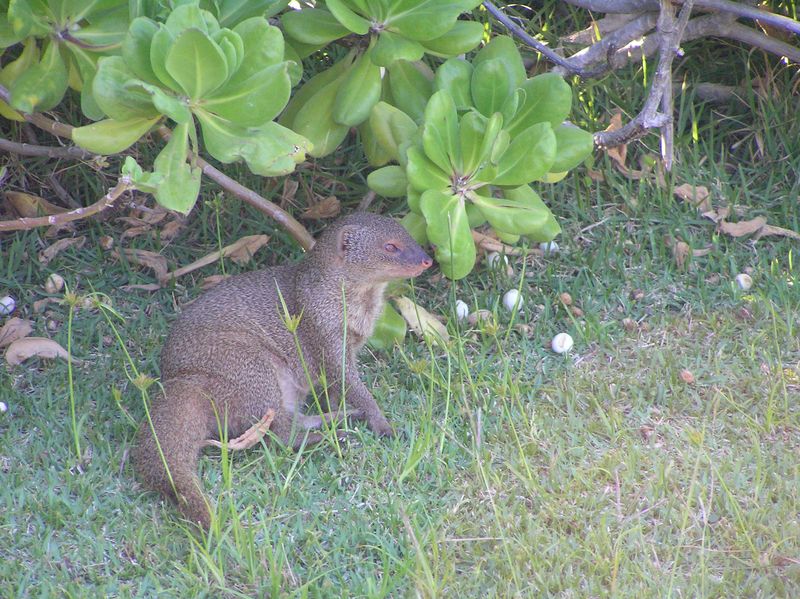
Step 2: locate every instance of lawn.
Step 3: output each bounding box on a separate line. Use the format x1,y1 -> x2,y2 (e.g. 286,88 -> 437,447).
2,19 -> 799,599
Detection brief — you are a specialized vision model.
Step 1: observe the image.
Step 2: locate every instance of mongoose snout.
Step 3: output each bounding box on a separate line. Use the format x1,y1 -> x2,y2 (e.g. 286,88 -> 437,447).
131,212 -> 430,528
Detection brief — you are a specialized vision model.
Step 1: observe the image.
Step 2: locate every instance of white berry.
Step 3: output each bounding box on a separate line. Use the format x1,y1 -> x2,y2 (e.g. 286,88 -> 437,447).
45,273 -> 65,294
503,289 -> 523,312
0,296 -> 15,316
486,252 -> 508,269
455,300 -> 469,321
735,273 -> 752,290
540,241 -> 560,256
0,402 -> 6,413
551,332 -> 574,354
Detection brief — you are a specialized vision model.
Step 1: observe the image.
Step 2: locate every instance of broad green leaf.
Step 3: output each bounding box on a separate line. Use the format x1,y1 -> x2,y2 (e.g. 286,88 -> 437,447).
152,121 -> 202,213
420,189 -> 476,280
150,25 -> 182,91
385,0 -> 480,42
9,41 -> 68,113
326,0 -> 369,34
549,123 -> 594,173
0,37 -> 38,86
401,211 -> 428,244
93,55 -> 157,120
368,101 -> 418,162
204,62 -> 291,126
165,29 -> 229,99
66,44 -> 104,120
469,188 -> 551,236
196,110 -> 311,175
471,111 -> 503,178
231,18 -> 284,83
367,165 -> 407,197
457,109 -> 486,175
127,80 -> 192,123
73,115 -> 160,154
465,201 -> 486,228
407,184 -> 421,213
406,145 -> 451,193
387,59 -> 433,123
419,20 -> 483,57
359,121 -> 392,167
472,35 -> 525,88
164,2 -> 213,36
6,0 -> 51,39
368,303 -> 407,350
122,17 -> 160,84
492,122 -> 556,186
212,28 -> 244,76
502,184 -> 561,241
422,90 -> 459,173
332,49 -> 382,126
282,38 -> 302,87
281,8 -> 349,46
506,73 -> 572,137
470,58 -> 513,118
212,0 -> 289,27
371,30 -> 424,67
434,57 -> 473,109
70,3 -> 129,47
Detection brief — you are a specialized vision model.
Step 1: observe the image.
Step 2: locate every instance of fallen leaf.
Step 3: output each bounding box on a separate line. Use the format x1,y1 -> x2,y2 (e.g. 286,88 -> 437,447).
200,275 -> 231,290
756,224 -> 800,241
679,369 -> 695,384
472,230 -> 522,255
672,240 -> 690,270
467,309 -> 493,326
140,207 -> 169,225
587,168 -> 605,182
674,184 -> 712,212
701,205 -> 730,223
4,191 -> 66,218
0,318 -> 33,348
33,297 -> 60,312
121,226 -> 152,240
159,220 -> 184,242
120,283 -> 162,292
692,246 -> 713,257
281,178 -> 299,207
719,216 -> 767,238
393,296 -> 449,345
38,236 -> 86,265
167,235 -> 269,281
5,337 -> 78,366
115,249 -> 169,283
302,195 -> 341,220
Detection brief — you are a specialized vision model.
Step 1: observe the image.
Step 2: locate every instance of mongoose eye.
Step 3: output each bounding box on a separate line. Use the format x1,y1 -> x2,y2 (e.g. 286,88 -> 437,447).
384,242 -> 399,253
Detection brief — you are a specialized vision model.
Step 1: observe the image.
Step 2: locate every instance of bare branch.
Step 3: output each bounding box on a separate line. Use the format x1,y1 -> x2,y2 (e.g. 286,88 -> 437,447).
0,177 -> 133,232
723,21 -> 800,63
0,137 -> 94,160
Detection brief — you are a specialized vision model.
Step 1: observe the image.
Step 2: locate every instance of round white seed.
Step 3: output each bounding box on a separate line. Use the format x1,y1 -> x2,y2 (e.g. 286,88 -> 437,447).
551,332 -> 574,354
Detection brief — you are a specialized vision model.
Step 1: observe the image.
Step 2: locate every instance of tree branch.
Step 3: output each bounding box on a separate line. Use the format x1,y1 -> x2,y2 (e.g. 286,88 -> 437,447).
0,137 -> 94,160
723,21 -> 800,63
0,177 -> 133,232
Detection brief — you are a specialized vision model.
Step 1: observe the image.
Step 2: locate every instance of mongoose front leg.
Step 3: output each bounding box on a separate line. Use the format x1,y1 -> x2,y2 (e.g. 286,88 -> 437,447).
340,370 -> 394,436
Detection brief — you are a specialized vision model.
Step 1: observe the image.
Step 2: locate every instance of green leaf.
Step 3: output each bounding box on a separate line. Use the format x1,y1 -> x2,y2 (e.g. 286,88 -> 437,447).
196,110 -> 310,175
549,123 -> 594,173
368,303 -> 407,350
470,58 -> 513,118
165,28 -> 229,99
150,25 -> 182,91
281,8 -> 349,46
359,121 -> 392,167
152,121 -> 202,214
9,41 -> 68,113
492,122 -> 556,186
468,188 -> 551,237
506,73 -> 572,137
204,62 -> 291,126
458,110 -> 486,175
401,211 -> 428,245
289,67 -> 351,157
213,0 -> 289,27
420,189 -> 476,280
326,0 -> 370,34
127,80 -> 192,123
70,3 -> 129,47
422,90 -> 459,173
164,2 -> 214,36
72,116 -> 160,154
387,59 -> 433,123
213,28 -> 244,76
472,35 -> 525,88
371,30 -> 425,67
406,145 -> 451,193
66,45 -> 104,120
367,165 -> 407,197
386,0 -> 480,42
93,55 -> 157,120
434,57 -> 473,110
368,101 -> 418,162
501,184 -> 561,241
231,18 -> 285,82
419,20 -> 483,57
6,0 -> 51,40
332,49 -> 382,127
122,17 -> 160,84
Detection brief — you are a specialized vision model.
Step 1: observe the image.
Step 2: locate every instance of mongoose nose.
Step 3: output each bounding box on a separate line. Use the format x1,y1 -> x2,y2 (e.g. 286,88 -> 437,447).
421,256 -> 433,268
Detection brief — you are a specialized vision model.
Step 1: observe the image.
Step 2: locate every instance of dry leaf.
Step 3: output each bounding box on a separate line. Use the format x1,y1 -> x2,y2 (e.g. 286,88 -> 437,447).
167,235 -> 269,281
120,283 -> 161,292
159,220 -> 184,242
755,224 -> 800,241
587,168 -> 605,182
116,248 -> 169,283
692,246 -> 713,257
5,337 -> 77,366
702,205 -> 730,223
393,296 -> 450,345
467,309 -> 493,326
4,191 -> 67,218
679,369 -> 695,384
719,216 -> 767,238
673,184 -> 711,212
38,236 -> 86,265
281,178 -> 299,207
121,226 -> 152,240
33,297 -> 60,313
140,207 -> 169,225
302,195 -> 341,220
0,318 -> 33,348
672,241 -> 690,270
471,230 -> 522,255
200,275 -> 231,290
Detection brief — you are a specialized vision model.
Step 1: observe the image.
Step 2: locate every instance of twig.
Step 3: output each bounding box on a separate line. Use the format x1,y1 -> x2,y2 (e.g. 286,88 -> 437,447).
0,177 -> 133,232
594,0 -> 695,166
723,22 -> 800,63
0,137 -> 94,160
482,1 -> 610,78
357,190 -> 376,211
155,127 -> 315,251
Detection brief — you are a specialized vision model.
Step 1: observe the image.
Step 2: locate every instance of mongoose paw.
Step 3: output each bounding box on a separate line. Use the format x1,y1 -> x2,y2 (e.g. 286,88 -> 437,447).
368,417 -> 395,438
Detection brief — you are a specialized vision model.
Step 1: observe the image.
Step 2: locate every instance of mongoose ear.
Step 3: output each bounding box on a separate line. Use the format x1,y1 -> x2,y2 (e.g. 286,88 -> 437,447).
335,225 -> 356,259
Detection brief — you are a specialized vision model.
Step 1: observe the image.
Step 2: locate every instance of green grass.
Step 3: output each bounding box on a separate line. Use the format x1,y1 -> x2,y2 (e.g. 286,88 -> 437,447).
2,20 -> 800,599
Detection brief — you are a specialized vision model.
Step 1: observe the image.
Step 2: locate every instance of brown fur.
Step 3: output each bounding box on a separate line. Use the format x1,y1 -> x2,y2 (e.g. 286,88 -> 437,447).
131,213 -> 432,528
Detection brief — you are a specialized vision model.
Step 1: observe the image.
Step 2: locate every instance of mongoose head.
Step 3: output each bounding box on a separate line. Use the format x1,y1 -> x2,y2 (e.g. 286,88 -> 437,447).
316,213 -> 433,282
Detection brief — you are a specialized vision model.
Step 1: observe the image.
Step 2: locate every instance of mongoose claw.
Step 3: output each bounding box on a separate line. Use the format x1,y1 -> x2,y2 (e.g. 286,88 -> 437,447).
368,416 -> 395,438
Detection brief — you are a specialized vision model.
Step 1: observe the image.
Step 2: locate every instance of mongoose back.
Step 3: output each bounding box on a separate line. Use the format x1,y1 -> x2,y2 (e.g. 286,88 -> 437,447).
131,213 -> 432,528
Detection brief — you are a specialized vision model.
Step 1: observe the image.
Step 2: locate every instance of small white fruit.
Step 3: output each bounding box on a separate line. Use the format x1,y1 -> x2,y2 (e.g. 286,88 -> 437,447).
0,296 -> 15,316
735,273 -> 752,291
503,289 -> 523,312
45,273 -> 64,294
551,332 -> 574,354
0,401 -> 6,413
486,252 -> 508,269
455,300 -> 469,321
539,241 -> 559,256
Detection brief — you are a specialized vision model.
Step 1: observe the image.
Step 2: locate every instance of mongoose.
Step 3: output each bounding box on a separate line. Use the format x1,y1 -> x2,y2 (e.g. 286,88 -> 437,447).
131,213 -> 433,528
